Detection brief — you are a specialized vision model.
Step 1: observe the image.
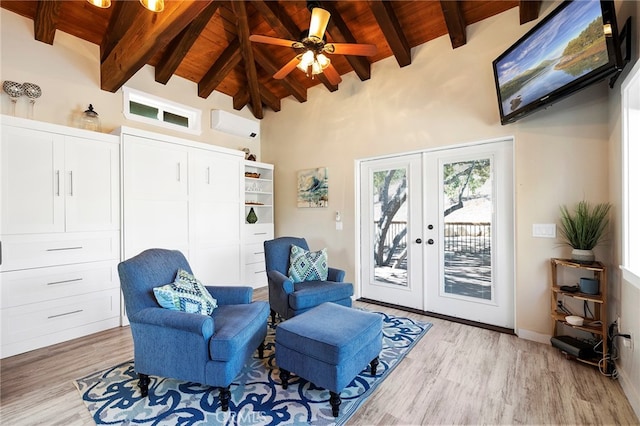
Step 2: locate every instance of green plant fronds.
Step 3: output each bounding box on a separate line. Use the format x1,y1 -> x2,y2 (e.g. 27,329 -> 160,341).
558,200 -> 612,250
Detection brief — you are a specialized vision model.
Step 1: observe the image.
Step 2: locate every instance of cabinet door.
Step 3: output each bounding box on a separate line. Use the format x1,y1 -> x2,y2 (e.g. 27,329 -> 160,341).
123,135 -> 189,259
64,136 -> 119,232
1,126 -> 65,234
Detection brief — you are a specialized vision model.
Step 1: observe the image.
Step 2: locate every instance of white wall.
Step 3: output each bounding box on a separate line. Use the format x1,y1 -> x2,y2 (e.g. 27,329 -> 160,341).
608,0 -> 640,417
0,9 -> 261,158
261,1 -> 615,338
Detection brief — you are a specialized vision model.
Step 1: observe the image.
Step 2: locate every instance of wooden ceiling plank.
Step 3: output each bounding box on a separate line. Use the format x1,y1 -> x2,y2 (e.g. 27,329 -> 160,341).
34,0 -> 62,45
233,88 -> 250,111
259,83 -> 281,112
253,46 -> 307,103
198,38 -> 242,99
232,1 -> 263,119
368,0 -> 411,67
315,73 -> 338,92
519,0 -> 541,25
101,0 -> 213,93
439,1 -> 466,49
319,1 -> 371,81
156,1 -> 222,85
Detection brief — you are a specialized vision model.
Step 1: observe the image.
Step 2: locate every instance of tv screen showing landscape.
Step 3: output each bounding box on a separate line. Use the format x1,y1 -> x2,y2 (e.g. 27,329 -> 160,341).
493,0 -> 618,124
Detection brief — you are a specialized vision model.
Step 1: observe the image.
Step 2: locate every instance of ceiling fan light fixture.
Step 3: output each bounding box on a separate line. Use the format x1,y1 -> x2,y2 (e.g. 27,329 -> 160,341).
140,0 -> 164,13
86,0 -> 111,8
308,7 -> 331,39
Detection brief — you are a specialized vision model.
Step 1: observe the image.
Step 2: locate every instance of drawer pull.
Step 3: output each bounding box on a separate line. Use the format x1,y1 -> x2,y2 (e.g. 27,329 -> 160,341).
46,246 -> 83,252
48,309 -> 83,319
253,232 -> 267,236
253,251 -> 264,255
254,270 -> 266,274
47,278 -> 83,286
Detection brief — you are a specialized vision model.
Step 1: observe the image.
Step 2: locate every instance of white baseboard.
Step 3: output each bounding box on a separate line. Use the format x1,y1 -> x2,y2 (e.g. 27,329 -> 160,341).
617,364 -> 640,420
517,328 -> 551,345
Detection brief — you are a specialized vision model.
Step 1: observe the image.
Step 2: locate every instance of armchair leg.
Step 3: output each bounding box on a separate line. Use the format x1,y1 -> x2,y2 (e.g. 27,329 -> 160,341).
270,308 -> 276,325
258,340 -> 265,359
138,373 -> 150,397
219,386 -> 231,411
330,391 -> 342,417
370,356 -> 379,376
279,368 -> 290,389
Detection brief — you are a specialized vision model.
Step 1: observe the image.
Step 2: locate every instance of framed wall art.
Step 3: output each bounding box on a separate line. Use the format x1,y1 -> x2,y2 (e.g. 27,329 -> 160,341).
297,167 -> 328,208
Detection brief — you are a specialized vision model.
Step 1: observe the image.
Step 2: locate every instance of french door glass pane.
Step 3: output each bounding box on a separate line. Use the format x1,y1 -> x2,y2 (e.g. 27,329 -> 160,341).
442,158 -> 493,300
373,168 -> 408,286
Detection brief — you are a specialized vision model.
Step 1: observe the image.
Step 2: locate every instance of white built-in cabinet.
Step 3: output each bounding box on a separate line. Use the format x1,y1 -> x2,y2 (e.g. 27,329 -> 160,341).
118,127 -> 244,287
0,115 -> 121,358
243,161 -> 274,288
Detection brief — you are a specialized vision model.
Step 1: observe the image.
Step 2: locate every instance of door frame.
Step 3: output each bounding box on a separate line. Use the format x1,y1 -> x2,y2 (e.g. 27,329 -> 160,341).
355,137 -> 516,329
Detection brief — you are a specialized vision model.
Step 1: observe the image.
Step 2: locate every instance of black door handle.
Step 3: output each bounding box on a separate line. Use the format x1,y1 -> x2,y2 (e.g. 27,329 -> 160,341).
427,239 -> 434,245
415,238 -> 422,244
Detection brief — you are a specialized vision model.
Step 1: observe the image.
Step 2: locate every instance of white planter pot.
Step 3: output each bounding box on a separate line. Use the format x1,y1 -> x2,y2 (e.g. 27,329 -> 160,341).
571,249 -> 595,264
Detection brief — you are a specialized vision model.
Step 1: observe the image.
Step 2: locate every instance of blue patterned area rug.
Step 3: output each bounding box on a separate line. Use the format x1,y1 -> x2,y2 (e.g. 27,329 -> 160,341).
74,312 -> 431,426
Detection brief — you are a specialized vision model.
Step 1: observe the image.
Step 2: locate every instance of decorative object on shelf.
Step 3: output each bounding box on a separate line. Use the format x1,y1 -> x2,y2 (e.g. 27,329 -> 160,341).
579,277 -> 599,295
246,207 -> 258,224
3,81 -> 24,116
241,147 -> 256,161
245,172 -> 261,178
80,104 -> 102,132
558,200 -> 612,264
297,167 -> 328,208
22,82 -> 41,119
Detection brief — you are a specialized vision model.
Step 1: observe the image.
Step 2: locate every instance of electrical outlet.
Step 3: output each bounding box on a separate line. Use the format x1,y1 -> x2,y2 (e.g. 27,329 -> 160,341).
623,333 -> 634,350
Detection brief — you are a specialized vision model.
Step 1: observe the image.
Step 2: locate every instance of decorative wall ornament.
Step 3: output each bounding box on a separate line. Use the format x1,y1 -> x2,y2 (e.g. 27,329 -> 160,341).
297,167 -> 328,208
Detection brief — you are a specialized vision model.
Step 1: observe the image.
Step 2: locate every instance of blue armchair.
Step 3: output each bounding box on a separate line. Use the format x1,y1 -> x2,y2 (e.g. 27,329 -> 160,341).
264,237 -> 353,321
117,249 -> 269,411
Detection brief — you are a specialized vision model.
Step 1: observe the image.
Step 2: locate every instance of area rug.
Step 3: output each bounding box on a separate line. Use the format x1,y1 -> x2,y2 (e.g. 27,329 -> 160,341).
74,312 -> 431,426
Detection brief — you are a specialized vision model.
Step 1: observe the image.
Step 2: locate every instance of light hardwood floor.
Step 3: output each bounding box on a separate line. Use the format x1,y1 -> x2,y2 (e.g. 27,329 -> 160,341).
1,288 -> 638,425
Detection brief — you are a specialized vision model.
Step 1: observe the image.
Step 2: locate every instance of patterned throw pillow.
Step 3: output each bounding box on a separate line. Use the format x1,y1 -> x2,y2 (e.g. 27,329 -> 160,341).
288,245 -> 329,283
153,269 -> 218,315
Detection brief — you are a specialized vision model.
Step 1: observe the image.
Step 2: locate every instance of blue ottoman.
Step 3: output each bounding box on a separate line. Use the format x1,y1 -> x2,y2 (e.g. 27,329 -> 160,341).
275,302 -> 383,417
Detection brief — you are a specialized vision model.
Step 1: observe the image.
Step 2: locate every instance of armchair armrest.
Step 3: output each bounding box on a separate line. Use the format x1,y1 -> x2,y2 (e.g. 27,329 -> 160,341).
129,307 -> 214,339
205,286 -> 253,305
267,270 -> 294,294
328,267 -> 346,282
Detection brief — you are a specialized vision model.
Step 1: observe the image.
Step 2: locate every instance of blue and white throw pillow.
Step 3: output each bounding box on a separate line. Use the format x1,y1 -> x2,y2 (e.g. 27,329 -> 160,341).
153,269 -> 217,315
288,245 -> 329,283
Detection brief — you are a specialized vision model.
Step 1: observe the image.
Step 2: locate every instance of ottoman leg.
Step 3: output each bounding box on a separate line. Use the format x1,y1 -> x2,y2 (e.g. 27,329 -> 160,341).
279,368 -> 290,389
219,386 -> 231,411
138,373 -> 150,397
330,391 -> 342,417
370,356 -> 379,376
257,341 -> 265,359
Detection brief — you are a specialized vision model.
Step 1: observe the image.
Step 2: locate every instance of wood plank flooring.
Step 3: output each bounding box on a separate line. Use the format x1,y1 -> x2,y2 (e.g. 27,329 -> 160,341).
1,287 -> 638,425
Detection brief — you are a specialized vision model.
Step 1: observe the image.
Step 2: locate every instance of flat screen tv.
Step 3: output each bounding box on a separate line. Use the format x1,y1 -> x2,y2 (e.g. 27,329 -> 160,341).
493,0 -> 622,125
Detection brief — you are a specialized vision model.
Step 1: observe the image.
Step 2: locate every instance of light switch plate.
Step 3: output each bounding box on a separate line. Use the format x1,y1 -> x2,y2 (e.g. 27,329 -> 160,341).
532,223 -> 556,238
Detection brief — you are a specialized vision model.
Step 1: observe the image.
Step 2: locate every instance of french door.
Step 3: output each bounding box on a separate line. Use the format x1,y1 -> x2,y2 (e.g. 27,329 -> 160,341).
359,140 -> 514,328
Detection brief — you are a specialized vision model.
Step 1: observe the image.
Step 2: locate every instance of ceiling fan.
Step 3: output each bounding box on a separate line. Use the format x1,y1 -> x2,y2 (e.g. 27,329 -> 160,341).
249,2 -> 377,85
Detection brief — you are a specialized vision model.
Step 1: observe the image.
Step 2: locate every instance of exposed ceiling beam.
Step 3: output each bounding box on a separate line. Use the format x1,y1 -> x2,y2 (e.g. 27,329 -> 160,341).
100,0 -> 212,93
232,1 -> 263,119
259,83 -> 281,112
439,1 -> 466,49
315,74 -> 339,92
198,38 -> 242,99
233,88 -> 250,111
156,1 -> 221,85
368,0 -> 411,67
101,1 -> 139,63
519,0 -> 541,24
252,0 -> 339,92
34,0 -> 61,45
320,1 -> 372,81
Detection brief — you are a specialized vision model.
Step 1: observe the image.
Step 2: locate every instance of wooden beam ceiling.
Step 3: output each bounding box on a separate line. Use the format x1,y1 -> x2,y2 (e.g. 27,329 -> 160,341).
368,0 -> 411,68
34,0 -> 62,45
232,1 -> 263,119
519,0 -> 541,24
100,0 -> 212,93
440,1 -> 466,49
198,37 -> 242,99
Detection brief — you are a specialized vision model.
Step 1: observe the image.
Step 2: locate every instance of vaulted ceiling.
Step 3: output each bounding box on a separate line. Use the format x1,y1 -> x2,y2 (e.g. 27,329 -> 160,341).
1,0 -> 541,119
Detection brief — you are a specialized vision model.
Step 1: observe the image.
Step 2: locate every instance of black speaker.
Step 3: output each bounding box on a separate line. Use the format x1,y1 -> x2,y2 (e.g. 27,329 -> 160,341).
550,335 -> 596,359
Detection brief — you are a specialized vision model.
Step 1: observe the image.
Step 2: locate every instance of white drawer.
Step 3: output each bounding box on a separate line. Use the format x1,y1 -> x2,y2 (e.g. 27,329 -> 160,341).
245,243 -> 266,264
245,261 -> 268,288
1,260 -> 119,309
244,224 -> 273,244
0,231 -> 120,271
1,288 -> 120,347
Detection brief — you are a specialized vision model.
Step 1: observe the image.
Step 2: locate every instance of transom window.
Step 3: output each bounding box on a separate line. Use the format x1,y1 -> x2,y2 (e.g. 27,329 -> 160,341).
123,87 -> 201,135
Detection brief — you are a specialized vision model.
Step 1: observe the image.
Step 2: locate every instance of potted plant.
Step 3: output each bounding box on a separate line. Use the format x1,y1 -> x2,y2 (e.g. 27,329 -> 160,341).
558,200 -> 612,264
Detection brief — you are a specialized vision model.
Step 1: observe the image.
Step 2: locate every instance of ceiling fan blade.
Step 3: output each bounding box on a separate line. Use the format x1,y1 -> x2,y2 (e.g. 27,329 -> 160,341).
324,43 -> 377,56
274,55 -> 302,79
249,35 -> 299,48
308,7 -> 331,39
322,63 -> 342,85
